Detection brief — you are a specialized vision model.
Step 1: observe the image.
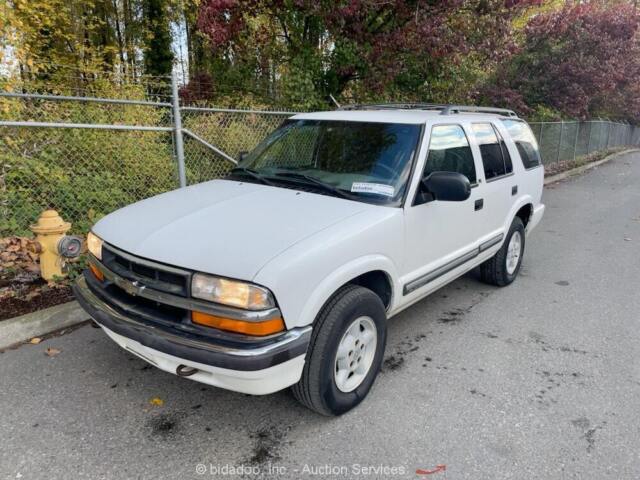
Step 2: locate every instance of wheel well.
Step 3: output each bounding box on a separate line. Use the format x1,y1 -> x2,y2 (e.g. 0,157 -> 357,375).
348,270 -> 392,309
516,203 -> 533,228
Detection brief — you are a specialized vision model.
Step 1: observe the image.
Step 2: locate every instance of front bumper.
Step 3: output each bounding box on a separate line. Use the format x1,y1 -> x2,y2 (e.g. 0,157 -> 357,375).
73,275 -> 311,394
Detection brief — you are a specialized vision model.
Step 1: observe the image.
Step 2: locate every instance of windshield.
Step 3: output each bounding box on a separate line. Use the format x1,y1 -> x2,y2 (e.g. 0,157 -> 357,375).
234,120 -> 422,205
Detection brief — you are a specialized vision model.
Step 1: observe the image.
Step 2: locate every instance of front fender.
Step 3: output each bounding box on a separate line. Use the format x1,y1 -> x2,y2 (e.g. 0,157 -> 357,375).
295,255 -> 399,329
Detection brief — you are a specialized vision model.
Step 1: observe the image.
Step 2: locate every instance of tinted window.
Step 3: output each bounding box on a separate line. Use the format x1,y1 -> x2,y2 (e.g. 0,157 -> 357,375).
424,125 -> 476,184
472,123 -> 510,180
502,120 -> 542,169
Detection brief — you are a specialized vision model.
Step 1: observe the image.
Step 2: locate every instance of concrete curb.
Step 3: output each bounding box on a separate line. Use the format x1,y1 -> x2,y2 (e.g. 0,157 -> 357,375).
0,300 -> 90,350
544,148 -> 640,185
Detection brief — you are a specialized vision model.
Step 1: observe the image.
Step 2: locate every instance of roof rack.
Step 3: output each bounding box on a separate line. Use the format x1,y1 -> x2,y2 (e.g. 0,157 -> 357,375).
439,105 -> 518,117
338,103 -> 518,118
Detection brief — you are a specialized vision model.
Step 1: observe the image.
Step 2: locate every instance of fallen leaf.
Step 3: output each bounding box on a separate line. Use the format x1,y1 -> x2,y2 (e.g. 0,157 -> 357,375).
45,347 -> 61,357
150,397 -> 164,406
30,337 -> 42,344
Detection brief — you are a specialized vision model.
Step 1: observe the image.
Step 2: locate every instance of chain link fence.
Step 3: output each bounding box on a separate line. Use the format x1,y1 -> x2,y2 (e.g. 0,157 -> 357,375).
181,107 -> 293,184
529,120 -> 640,165
1,80 -> 639,236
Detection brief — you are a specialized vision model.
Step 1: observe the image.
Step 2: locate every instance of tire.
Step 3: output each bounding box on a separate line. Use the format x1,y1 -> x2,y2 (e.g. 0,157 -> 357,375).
480,217 -> 525,287
291,285 -> 387,416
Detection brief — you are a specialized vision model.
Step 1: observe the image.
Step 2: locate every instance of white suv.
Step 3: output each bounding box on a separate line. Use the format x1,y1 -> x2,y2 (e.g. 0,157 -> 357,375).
74,104 -> 545,415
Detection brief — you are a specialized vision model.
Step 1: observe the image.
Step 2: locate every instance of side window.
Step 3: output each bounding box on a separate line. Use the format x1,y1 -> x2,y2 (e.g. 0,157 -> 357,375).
502,119 -> 542,169
471,123 -> 510,180
424,125 -> 477,184
496,127 -> 513,174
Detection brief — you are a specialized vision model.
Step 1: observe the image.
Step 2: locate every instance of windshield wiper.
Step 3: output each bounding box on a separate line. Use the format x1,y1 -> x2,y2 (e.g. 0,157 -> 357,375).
273,172 -> 352,199
228,167 -> 277,186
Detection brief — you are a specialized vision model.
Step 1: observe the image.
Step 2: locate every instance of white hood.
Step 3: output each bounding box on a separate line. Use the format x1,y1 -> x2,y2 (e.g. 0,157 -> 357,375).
93,180 -> 370,280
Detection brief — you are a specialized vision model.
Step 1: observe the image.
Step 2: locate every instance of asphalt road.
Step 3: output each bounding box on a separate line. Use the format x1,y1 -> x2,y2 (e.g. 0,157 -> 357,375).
2,152 -> 640,480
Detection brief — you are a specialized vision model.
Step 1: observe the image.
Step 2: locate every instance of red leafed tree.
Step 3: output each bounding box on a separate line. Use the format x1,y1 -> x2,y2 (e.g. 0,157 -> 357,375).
195,0 -> 538,108
485,1 -> 640,121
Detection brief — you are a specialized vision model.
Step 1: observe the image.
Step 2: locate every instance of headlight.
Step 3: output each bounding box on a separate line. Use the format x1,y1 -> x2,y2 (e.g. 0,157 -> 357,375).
191,273 -> 275,310
87,232 -> 103,260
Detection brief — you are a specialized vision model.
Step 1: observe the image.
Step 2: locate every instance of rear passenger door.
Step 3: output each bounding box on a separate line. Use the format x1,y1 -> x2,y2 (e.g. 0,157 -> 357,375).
469,122 -> 516,239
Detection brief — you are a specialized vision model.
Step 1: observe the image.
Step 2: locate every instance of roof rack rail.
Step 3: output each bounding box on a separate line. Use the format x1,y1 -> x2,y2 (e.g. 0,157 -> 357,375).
337,102 -> 518,117
338,102 -> 449,111
438,105 -> 517,117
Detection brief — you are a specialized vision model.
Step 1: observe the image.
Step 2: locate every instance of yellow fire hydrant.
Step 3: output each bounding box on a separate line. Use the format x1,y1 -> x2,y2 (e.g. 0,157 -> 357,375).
29,210 -> 72,281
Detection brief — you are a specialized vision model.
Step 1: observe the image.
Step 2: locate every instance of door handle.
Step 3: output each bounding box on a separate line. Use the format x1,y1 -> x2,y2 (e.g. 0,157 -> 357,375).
474,199 -> 484,211
512,185 -> 518,196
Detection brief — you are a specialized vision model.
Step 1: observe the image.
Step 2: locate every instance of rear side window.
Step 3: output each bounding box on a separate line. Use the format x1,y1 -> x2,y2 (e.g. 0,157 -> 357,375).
471,123 -> 512,180
424,125 -> 477,184
502,120 -> 542,169
496,128 -> 513,174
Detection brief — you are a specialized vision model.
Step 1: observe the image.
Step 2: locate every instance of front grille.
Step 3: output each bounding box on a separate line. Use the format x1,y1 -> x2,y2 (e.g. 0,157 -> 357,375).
102,245 -> 190,297
100,281 -> 188,325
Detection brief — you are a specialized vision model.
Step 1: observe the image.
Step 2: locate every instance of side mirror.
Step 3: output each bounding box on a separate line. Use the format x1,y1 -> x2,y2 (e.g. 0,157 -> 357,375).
421,171 -> 471,202
238,151 -> 249,162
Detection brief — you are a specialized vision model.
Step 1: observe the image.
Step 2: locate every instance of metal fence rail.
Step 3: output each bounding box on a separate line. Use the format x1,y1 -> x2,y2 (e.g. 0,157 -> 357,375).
1,80 -> 638,236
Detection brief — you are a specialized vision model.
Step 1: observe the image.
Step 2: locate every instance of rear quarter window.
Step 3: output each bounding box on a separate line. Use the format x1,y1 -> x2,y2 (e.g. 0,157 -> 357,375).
502,120 -> 542,169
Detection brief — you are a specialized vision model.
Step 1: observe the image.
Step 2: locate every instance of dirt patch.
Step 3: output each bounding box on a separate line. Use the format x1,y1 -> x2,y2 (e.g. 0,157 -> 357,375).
383,355 -> 405,371
470,389 -> 487,398
147,413 -> 181,438
533,370 -> 588,407
438,292 -> 491,325
0,284 -> 74,320
544,147 -> 627,177
382,333 -> 429,372
571,417 -> 607,453
438,308 -> 467,324
246,427 -> 289,466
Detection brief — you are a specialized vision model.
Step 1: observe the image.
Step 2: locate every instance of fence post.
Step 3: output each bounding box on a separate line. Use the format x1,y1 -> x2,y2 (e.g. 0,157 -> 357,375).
573,122 -> 579,161
171,71 -> 187,188
586,122 -> 593,154
557,120 -> 564,163
538,122 -> 544,147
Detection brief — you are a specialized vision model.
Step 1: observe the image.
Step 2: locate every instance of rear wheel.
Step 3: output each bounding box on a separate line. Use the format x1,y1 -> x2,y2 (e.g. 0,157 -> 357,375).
292,285 -> 387,415
480,217 -> 525,286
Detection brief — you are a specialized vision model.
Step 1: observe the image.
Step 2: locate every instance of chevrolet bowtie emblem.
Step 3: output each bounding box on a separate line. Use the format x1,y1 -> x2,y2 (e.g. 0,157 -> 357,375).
124,280 -> 146,297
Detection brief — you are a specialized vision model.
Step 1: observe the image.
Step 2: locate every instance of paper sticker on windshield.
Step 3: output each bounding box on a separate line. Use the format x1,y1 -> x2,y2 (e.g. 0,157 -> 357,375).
351,182 -> 395,197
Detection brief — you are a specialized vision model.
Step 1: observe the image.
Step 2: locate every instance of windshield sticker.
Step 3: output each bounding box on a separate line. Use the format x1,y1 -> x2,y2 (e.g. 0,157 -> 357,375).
351,182 -> 395,197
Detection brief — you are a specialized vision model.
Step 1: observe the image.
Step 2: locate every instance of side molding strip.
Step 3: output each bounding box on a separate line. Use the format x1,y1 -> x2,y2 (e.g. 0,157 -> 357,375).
479,233 -> 504,252
403,233 -> 504,296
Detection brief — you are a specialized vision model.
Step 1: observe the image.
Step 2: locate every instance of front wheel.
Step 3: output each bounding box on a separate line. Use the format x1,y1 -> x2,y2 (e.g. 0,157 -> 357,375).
480,217 -> 525,287
291,285 -> 387,416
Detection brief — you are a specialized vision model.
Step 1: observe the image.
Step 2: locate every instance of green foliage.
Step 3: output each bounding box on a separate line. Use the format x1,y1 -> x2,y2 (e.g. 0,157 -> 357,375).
143,0 -> 175,77
281,64 -> 325,111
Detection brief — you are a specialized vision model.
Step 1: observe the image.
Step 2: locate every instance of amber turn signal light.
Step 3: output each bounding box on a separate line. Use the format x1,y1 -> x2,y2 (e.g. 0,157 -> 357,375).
191,311 -> 285,336
89,262 -> 104,282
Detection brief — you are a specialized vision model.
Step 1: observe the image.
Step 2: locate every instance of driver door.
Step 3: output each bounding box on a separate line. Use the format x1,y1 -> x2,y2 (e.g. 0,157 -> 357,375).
402,123 -> 484,297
